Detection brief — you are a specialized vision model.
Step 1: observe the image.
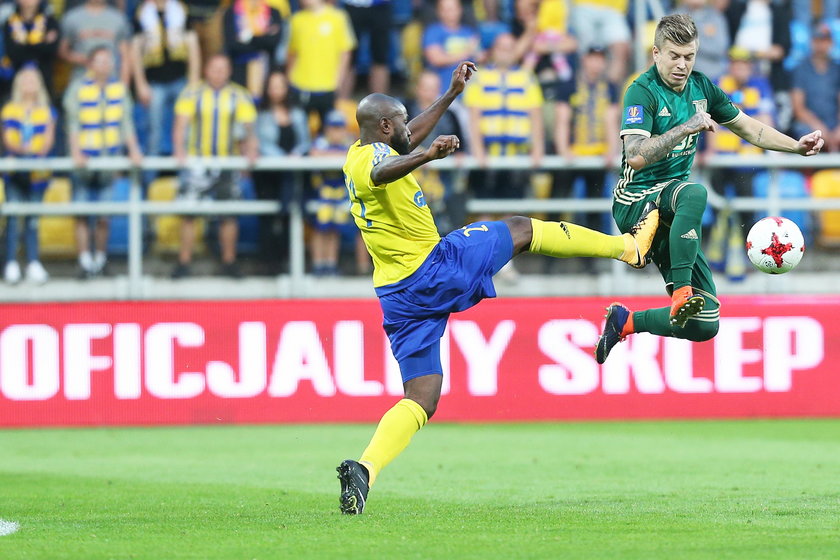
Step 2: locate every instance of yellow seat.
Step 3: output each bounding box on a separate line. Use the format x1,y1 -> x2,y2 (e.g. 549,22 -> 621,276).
38,177 -> 77,258
148,175 -> 205,254
810,169 -> 840,247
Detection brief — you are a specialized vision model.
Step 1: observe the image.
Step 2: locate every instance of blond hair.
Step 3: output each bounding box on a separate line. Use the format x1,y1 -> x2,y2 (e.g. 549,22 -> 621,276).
10,67 -> 49,107
654,14 -> 698,49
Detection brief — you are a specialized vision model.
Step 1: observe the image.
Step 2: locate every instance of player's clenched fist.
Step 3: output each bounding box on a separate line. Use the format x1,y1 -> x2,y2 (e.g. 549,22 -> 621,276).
425,135 -> 460,160
685,111 -> 716,134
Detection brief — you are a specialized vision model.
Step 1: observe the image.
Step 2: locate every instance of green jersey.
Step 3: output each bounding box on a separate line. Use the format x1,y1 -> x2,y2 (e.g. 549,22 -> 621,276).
614,66 -> 741,206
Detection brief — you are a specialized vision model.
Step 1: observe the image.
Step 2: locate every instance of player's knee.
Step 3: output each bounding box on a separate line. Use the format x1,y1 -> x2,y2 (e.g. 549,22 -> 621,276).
408,394 -> 439,419
503,215 -> 533,252
677,183 -> 707,207
403,374 -> 443,419
679,319 -> 719,342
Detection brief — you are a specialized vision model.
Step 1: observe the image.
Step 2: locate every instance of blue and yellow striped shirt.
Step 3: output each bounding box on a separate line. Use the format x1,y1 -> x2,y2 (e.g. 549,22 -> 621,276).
64,74 -> 135,157
2,102 -> 53,155
1,101 -> 53,188
463,66 -> 543,156
174,81 -> 257,156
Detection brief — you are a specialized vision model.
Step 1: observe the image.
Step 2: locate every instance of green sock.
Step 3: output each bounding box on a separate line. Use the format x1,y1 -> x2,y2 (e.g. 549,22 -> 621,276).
633,309 -> 675,337
668,185 -> 707,289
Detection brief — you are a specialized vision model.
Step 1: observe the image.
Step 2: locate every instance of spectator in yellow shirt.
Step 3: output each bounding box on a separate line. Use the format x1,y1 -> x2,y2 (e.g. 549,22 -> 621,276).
287,0 -> 356,130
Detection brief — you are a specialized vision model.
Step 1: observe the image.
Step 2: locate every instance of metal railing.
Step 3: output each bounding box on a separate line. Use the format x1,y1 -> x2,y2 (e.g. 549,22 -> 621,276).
2,154 -> 840,298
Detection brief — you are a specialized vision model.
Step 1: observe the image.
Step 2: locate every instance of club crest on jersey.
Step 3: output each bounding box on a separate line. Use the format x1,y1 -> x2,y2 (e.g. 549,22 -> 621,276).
414,191 -> 427,207
692,99 -> 708,113
624,105 -> 644,124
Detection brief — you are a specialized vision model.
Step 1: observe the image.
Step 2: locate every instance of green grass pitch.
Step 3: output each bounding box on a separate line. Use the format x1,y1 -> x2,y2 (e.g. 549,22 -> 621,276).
1,420 -> 839,559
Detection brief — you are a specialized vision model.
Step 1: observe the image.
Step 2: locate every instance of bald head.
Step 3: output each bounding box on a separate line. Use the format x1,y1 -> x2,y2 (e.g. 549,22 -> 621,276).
357,93 -> 403,130
357,93 -> 411,154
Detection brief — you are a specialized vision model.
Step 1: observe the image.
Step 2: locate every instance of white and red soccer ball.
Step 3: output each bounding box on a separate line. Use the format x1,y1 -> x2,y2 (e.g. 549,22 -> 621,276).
745,217 -> 805,274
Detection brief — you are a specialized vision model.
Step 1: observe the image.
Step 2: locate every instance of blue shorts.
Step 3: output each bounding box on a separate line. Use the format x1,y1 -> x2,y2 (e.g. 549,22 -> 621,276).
378,220 -> 514,382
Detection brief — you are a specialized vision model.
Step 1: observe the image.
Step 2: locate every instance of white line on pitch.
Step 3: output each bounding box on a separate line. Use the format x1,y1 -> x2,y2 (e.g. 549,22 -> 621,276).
0,520 -> 20,536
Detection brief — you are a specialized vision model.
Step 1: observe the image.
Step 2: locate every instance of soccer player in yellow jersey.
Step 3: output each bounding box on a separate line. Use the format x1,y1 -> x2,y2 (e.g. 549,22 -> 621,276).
336,61 -> 661,515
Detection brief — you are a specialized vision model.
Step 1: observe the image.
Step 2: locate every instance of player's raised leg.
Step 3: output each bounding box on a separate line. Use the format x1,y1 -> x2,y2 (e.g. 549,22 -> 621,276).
596,188 -> 721,363
505,201 -> 659,268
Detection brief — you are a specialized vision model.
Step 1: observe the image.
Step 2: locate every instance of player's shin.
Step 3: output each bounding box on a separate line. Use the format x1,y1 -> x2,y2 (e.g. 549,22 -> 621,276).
669,184 -> 707,289
359,398 -> 428,487
528,218 -> 624,259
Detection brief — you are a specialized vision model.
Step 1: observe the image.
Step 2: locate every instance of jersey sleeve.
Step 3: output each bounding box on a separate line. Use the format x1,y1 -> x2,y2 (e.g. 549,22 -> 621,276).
174,87 -> 197,118
422,24 -> 445,50
702,74 -> 741,125
287,14 -> 300,56
619,82 -> 657,138
350,142 -> 394,192
235,92 -> 257,123
338,10 -> 357,52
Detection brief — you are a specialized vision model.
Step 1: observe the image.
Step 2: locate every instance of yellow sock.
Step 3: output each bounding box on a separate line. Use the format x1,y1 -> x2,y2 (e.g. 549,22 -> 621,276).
359,399 -> 428,487
529,218 -> 624,259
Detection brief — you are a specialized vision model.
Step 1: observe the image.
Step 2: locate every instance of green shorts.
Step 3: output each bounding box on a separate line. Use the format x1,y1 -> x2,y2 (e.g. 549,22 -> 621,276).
612,179 -> 717,298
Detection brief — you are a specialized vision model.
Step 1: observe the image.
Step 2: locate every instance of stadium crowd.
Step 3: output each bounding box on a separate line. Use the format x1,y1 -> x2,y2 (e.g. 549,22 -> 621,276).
0,0 -> 838,283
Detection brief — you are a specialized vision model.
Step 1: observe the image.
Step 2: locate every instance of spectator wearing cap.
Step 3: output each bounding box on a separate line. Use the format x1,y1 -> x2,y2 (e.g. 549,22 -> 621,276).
791,23 -> 840,151
552,45 -> 618,259
704,46 -> 775,279
674,0 -> 730,81
308,109 -> 368,276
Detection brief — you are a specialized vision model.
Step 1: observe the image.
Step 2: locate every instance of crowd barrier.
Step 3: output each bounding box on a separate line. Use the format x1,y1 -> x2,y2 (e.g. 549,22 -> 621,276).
0,295 -> 837,426
2,154 -> 840,298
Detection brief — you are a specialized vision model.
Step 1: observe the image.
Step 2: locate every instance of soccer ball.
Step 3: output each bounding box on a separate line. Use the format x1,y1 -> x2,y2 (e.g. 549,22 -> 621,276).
745,217 -> 805,274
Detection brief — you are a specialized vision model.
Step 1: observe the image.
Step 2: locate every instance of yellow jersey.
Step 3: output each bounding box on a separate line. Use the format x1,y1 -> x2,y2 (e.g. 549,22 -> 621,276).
288,6 -> 356,92
343,140 -> 440,290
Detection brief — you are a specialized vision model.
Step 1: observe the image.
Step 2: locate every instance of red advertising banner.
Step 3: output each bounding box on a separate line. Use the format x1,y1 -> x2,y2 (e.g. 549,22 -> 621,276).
0,296 -> 838,426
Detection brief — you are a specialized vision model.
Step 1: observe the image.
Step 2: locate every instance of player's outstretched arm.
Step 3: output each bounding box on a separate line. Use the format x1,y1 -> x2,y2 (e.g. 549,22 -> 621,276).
371,135 -> 460,185
406,61 -> 476,152
727,113 -> 824,156
624,111 -> 716,170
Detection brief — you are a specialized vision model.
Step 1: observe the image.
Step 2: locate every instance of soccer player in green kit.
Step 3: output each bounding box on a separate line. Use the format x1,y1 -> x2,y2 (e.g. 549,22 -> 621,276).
595,14 -> 825,363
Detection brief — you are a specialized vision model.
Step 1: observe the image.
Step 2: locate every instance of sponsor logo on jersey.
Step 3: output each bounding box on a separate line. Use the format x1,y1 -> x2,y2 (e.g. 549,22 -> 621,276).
681,228 -> 699,240
624,105 -> 644,124
658,107 -> 671,117
414,191 -> 426,207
